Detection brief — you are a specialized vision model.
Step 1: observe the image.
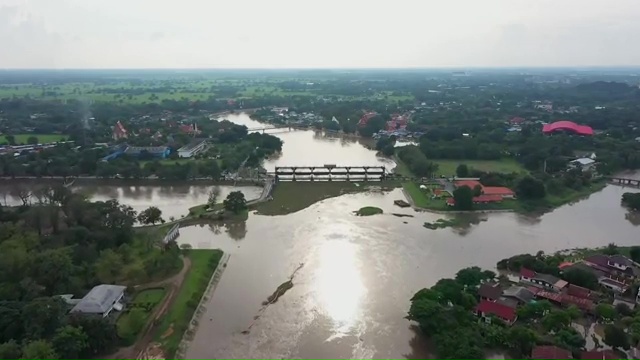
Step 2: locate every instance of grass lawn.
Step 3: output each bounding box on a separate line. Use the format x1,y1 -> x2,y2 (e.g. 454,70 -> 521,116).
155,249 -> 223,358
401,182 -> 450,211
7,134 -> 67,144
117,287 -> 167,344
434,158 -> 527,177
254,181 -> 375,215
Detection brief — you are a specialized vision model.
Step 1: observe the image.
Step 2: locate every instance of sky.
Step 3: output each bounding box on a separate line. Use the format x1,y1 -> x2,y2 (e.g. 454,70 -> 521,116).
1,0 -> 639,69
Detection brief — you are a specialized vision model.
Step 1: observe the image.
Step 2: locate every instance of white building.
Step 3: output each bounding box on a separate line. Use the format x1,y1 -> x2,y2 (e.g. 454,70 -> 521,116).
570,158 -> 596,171
69,284 -> 126,317
178,139 -> 207,158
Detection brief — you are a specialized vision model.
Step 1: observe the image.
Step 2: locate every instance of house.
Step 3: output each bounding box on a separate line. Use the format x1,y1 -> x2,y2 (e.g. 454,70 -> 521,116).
581,350 -> 617,359
478,282 -> 502,302
613,295 -> 636,311
177,138 -> 207,158
532,345 -> 572,359
179,123 -> 201,135
535,104 -> 554,112
600,277 -> 629,293
570,158 -> 596,171
453,180 -> 515,199
502,286 -> 535,305
124,146 -> 170,159
584,254 -> 638,279
112,121 -> 128,140
566,284 -> 594,300
520,268 -> 568,290
475,299 -> 517,325
509,117 -> 526,125
70,284 -> 126,317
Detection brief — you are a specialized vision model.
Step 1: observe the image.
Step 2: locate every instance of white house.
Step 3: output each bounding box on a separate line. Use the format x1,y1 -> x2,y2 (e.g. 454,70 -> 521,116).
570,158 -> 596,171
178,139 -> 207,158
70,284 -> 126,317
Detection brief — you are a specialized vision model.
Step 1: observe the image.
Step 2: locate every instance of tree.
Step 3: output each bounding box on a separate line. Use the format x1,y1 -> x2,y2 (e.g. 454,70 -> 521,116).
603,242 -> 619,255
616,302 -> 633,317
453,185 -> 474,210
21,340 -> 58,360
208,187 -> 221,207
516,300 -> 551,320
455,266 -> 495,288
554,327 -> 585,353
630,246 -> 640,263
21,297 -> 67,340
542,309 -> 571,332
137,206 -> 163,225
27,136 -> 39,145
561,267 -> 598,290
595,304 -> 617,322
604,324 -> 630,350
5,135 -> 15,145
52,325 -> 88,359
507,326 -> 538,357
456,164 -> 469,178
68,316 -> 118,356
223,191 -> 247,214
0,340 -> 21,359
622,192 -> 640,211
516,176 -> 546,199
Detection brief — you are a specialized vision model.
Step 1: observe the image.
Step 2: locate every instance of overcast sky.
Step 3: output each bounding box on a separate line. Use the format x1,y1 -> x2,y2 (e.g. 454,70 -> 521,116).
1,0 -> 639,69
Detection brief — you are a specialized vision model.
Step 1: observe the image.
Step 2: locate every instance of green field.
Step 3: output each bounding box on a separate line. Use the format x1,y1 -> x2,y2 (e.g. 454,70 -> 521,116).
434,159 -> 527,176
117,287 -> 167,344
155,249 -> 223,358
401,182 -> 449,210
5,134 -> 67,144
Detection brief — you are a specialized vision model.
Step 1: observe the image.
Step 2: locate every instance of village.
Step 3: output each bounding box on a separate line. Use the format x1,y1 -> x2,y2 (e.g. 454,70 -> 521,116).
475,250 -> 640,359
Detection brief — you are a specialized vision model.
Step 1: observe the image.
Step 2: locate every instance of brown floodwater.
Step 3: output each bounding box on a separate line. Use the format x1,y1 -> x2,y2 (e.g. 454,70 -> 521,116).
0,182 -> 262,221
178,185 -> 640,359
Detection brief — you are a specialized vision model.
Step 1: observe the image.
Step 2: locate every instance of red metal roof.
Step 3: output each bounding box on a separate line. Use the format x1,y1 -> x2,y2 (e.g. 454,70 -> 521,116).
558,261 -> 574,269
475,299 -> 517,322
510,116 -> 525,124
483,186 -> 515,196
561,293 -> 595,311
566,284 -> 592,299
581,350 -> 617,359
521,267 -> 536,278
454,180 -> 482,189
536,290 -> 563,303
542,120 -> 594,136
532,345 -> 573,359
446,198 -> 455,206
473,194 -> 503,203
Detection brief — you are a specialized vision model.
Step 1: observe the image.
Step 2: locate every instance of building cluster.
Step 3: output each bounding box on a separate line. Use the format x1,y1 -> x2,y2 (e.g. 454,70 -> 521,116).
445,179 -> 515,206
532,346 -> 617,360
474,253 -> 640,358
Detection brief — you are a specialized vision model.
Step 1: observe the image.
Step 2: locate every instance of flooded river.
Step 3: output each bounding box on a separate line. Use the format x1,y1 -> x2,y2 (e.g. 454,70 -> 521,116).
1,112 -> 638,358
178,112 -> 640,359
177,185 -> 639,359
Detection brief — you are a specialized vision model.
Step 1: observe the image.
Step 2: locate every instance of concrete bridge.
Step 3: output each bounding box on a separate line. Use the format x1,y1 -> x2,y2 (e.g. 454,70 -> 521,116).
273,165 -> 387,182
162,223 -> 180,244
608,177 -> 640,188
247,124 -> 309,133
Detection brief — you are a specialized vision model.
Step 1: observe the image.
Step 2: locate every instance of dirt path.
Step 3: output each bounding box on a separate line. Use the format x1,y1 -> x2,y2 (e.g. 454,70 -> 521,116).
106,256 -> 192,360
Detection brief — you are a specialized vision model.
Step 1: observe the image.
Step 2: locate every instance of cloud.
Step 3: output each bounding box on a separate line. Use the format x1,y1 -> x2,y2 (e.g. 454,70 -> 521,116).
1,0 -> 639,68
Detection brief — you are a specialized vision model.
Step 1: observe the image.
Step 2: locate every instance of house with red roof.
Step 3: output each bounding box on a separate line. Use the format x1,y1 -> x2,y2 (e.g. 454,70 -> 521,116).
581,350 -> 617,359
475,299 -> 517,325
509,116 -> 526,125
358,112 -> 377,127
532,345 -> 572,359
112,121 -> 128,140
453,180 -> 515,199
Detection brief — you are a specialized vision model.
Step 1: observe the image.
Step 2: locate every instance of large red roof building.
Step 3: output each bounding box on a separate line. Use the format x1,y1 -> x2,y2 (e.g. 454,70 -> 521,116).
475,299 -> 517,325
112,121 -> 128,140
542,120 -> 594,136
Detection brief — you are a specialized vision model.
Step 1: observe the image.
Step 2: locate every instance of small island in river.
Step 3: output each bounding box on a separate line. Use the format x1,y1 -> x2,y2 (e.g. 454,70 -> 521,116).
408,244 -> 640,359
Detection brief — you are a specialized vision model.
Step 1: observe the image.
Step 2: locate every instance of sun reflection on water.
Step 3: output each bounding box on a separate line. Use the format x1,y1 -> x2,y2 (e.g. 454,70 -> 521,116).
316,234 -> 366,338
